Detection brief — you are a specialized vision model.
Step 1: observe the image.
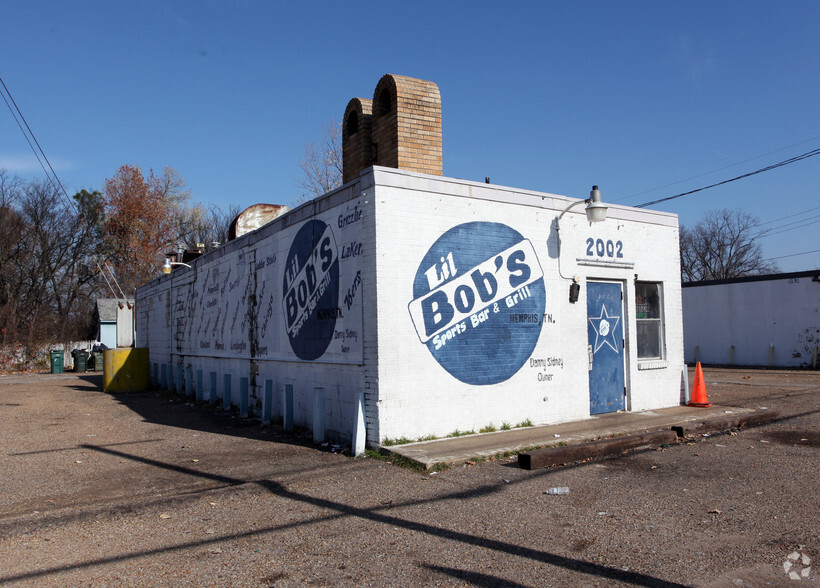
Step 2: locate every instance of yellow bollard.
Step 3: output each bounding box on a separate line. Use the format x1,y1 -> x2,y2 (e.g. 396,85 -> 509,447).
103,348 -> 150,393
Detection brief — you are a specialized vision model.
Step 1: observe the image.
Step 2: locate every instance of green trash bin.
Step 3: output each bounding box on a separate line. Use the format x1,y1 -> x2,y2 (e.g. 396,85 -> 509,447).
92,351 -> 104,371
73,350 -> 88,373
50,350 -> 64,374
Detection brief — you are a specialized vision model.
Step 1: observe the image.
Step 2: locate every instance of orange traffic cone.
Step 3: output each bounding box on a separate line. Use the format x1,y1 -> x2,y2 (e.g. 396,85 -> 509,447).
687,362 -> 712,407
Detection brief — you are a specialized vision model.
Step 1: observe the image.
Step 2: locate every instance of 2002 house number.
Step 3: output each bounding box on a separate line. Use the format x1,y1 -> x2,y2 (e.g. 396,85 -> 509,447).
586,238 -> 623,258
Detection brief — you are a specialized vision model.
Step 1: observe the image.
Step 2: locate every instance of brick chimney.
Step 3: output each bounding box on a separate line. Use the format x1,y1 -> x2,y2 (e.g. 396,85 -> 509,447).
342,97 -> 373,184
342,74 -> 442,183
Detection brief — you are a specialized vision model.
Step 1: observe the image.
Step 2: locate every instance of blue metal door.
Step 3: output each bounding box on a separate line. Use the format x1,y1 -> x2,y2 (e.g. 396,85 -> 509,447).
587,281 -> 625,414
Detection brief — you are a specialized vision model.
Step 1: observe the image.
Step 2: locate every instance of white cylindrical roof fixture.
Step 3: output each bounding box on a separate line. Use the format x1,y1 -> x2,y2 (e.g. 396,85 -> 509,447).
585,185 -> 607,223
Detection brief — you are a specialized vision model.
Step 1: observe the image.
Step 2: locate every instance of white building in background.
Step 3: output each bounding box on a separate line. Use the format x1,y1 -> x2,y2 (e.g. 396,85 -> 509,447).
683,271 -> 820,368
135,75 -> 686,444
94,298 -> 135,349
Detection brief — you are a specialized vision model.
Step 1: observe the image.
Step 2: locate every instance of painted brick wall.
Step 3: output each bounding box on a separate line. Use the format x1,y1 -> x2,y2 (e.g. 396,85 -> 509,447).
136,167 -> 685,446
136,183 -> 373,442
368,168 -> 685,441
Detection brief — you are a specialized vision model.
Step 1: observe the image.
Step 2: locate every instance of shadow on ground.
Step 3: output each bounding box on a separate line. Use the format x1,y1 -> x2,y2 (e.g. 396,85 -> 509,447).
77,374 -> 317,449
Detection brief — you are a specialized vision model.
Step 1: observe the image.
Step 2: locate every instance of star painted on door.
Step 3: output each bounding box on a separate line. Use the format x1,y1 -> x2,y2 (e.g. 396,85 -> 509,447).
588,304 -> 620,354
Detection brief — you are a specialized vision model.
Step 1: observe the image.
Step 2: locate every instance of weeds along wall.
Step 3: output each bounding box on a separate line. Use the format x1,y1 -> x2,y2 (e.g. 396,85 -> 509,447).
136,166 -> 685,445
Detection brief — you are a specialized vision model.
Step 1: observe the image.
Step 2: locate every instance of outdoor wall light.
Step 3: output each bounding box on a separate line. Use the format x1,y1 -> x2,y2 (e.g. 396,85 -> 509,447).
161,258 -> 193,274
556,185 -> 609,288
585,185 -> 607,223
556,185 -> 608,224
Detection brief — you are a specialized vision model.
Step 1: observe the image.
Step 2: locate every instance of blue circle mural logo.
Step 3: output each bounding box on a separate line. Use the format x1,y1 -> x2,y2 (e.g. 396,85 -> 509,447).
408,222 -> 546,385
282,220 -> 340,360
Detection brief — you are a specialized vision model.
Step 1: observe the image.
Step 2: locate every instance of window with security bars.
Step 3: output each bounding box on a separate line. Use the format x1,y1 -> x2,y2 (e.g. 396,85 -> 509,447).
635,282 -> 664,359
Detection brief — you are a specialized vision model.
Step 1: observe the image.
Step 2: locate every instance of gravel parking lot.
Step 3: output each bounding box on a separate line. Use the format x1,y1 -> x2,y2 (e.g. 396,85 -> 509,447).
0,367 -> 817,587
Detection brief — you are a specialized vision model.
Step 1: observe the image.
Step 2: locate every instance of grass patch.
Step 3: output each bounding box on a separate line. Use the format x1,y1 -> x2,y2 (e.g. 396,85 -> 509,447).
479,423 -> 497,434
447,429 -> 476,438
363,448 -> 453,473
381,436 -> 413,447
500,422 -> 512,431
516,418 -> 534,428
380,434 -> 440,446
363,449 -> 426,471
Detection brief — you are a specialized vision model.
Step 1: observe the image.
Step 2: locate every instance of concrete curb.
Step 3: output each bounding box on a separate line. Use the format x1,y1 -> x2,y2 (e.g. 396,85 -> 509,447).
382,406 -> 782,471
518,430 -> 679,470
671,409 -> 780,437
518,409 -> 780,470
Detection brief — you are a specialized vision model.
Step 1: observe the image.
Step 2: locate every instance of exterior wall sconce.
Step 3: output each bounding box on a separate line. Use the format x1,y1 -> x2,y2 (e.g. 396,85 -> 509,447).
557,185 -> 608,224
161,258 -> 193,274
556,186 -> 609,299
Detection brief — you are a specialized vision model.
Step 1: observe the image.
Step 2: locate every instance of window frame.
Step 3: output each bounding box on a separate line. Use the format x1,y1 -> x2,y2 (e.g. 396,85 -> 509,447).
635,281 -> 665,361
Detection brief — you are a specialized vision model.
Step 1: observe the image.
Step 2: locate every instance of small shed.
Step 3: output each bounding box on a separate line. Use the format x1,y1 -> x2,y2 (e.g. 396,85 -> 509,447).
94,298 -> 135,349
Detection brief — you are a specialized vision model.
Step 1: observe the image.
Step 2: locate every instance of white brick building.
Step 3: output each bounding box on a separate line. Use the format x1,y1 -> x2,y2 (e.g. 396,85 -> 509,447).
135,165 -> 686,444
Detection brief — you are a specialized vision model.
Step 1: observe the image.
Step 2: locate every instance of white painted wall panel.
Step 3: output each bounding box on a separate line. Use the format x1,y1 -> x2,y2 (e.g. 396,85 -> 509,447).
136,188 -> 370,440
369,168 -> 685,441
683,273 -> 820,367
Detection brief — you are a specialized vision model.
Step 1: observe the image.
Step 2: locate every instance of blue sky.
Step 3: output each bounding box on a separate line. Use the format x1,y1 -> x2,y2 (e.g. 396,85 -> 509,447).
2,1 -> 818,271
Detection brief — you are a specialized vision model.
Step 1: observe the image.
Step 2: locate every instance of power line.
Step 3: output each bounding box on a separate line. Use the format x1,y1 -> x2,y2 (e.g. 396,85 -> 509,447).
0,74 -> 128,300
761,248 -> 820,262
0,75 -> 76,214
757,212 -> 820,235
756,217 -> 820,239
635,148 -> 820,208
755,205 -> 820,227
617,135 -> 820,203
0,85 -> 56,197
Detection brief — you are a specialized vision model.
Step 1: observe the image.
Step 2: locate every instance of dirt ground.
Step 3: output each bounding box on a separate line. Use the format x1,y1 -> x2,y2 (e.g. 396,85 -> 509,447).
0,367 -> 817,587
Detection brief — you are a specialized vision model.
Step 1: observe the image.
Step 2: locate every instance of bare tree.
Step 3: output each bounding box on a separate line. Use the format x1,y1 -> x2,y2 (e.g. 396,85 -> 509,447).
0,172 -> 26,347
680,209 -> 779,281
295,119 -> 342,203
0,164 -> 243,370
176,202 -> 241,251
0,174 -> 106,365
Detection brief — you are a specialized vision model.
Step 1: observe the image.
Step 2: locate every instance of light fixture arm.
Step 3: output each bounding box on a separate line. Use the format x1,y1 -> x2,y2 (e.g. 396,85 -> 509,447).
557,185 -> 606,223
161,258 -> 193,274
555,185 -> 608,287
556,198 -> 589,223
